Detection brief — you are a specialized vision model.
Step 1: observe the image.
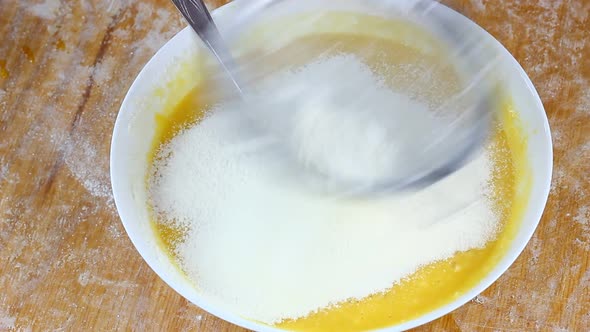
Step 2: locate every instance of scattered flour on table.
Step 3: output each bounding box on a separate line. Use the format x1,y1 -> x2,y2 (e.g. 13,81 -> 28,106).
149,55 -> 499,324
27,0 -> 62,20
0,309 -> 16,330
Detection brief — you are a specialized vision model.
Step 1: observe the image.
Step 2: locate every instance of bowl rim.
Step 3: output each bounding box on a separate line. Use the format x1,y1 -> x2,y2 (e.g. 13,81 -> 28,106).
110,1 -> 553,331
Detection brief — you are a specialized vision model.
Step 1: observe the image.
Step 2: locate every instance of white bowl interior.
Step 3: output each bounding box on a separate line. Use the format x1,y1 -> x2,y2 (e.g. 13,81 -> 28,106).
110,1 -> 552,331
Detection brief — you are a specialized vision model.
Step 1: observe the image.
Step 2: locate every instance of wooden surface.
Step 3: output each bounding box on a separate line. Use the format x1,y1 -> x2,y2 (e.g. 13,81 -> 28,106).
0,0 -> 588,330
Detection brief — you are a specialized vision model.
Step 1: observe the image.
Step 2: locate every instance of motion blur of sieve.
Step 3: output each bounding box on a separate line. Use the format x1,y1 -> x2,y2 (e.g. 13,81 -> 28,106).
172,0 -> 502,195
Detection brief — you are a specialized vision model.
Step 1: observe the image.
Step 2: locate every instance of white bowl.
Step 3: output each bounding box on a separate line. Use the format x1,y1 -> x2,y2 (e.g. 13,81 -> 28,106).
110,1 -> 552,331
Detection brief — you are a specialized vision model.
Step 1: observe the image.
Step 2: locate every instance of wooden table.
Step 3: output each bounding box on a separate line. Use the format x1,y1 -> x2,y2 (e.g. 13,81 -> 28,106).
1,0 -> 588,330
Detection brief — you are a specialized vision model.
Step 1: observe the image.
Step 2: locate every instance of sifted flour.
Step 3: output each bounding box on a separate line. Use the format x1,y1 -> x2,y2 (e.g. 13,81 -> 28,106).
149,55 -> 499,324
245,54 -> 444,189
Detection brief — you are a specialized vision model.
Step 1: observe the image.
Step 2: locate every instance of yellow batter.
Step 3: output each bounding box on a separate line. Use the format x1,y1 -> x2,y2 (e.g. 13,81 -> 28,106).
147,13 -> 530,332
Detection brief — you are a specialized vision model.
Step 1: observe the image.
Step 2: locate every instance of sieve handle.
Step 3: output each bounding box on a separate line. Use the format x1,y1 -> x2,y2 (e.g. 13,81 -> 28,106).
170,0 -> 243,94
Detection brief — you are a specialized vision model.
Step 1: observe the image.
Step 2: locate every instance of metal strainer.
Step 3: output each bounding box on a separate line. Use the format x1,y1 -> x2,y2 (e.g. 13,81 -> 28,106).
171,0 -> 501,194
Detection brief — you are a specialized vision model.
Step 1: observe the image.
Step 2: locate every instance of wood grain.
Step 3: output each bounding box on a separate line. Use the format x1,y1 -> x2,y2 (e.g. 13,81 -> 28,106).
0,0 -> 588,331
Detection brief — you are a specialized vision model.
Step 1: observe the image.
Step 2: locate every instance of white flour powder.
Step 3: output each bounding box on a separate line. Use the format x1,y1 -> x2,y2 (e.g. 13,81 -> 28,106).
246,55 -> 443,189
149,55 -> 499,324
